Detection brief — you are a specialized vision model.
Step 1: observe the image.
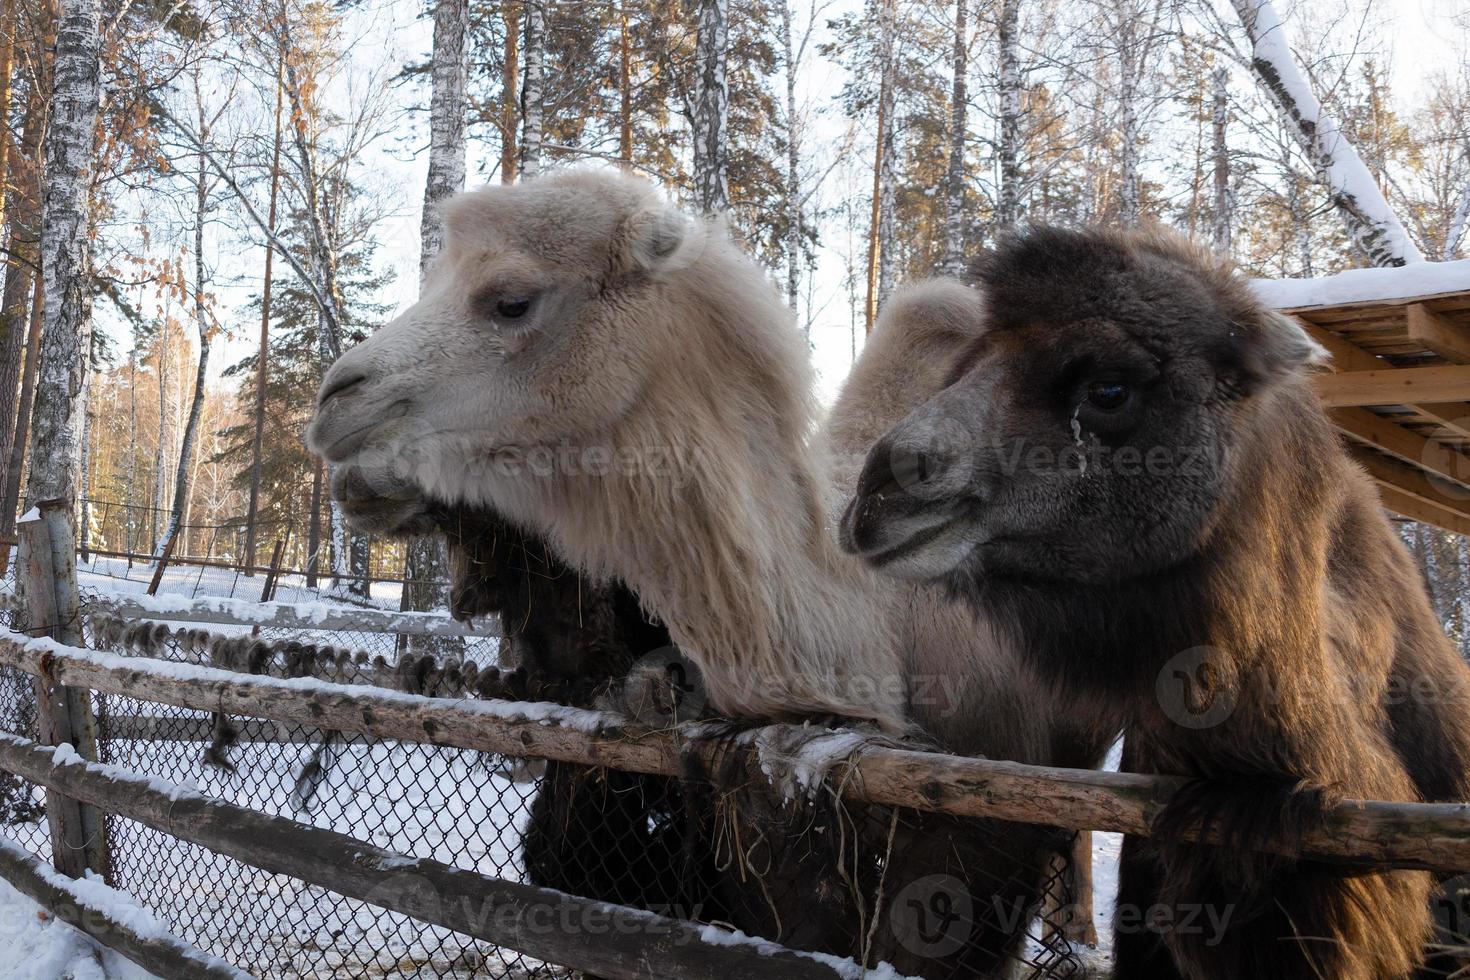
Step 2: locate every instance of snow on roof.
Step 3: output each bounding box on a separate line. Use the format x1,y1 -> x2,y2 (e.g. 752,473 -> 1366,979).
1251,259 -> 1470,311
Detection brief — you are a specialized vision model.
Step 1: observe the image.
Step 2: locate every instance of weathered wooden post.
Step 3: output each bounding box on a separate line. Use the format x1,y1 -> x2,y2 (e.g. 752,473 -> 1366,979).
16,500 -> 109,880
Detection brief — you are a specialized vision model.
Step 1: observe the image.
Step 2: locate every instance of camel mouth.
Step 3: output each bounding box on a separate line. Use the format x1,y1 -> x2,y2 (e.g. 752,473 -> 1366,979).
308,400 -> 413,463
840,493 -> 980,581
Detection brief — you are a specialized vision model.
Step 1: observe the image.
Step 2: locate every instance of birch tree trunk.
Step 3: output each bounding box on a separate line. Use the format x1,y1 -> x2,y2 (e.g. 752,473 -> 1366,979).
863,0 -> 896,333
692,0 -> 729,215
77,400 -> 91,560
995,0 -> 1022,230
941,0 -> 968,275
519,0 -> 545,179
500,0 -> 519,183
1230,0 -> 1422,267
403,0 -> 469,625
25,0 -> 99,510
1211,67 -> 1232,254
779,0 -> 801,314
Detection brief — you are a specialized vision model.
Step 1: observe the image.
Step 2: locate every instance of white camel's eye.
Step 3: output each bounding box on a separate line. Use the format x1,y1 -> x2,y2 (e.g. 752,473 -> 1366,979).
496,297 -> 534,320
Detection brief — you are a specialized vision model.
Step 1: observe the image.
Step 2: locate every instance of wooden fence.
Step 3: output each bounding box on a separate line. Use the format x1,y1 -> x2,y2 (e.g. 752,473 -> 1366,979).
6,500 -> 1470,978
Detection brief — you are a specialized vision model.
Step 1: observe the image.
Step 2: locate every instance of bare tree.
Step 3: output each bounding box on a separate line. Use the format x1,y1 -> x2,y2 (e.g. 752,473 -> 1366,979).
155,63 -> 231,562
941,0 -> 968,274
863,0 -> 896,333
25,0 -> 100,508
403,0 -> 468,622
243,57 -> 284,574
1229,0 -> 1421,266
994,0 -> 1022,229
421,0 -> 467,274
519,0 -> 545,178
692,0 -> 729,214
1211,66 -> 1233,253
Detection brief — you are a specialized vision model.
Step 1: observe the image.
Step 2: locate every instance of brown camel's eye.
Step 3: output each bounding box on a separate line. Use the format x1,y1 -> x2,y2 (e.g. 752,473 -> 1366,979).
496,297 -> 534,320
1086,381 -> 1130,411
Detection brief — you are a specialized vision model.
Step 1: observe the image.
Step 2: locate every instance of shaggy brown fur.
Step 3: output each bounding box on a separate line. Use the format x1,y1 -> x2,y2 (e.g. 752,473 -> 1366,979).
842,226 -> 1470,979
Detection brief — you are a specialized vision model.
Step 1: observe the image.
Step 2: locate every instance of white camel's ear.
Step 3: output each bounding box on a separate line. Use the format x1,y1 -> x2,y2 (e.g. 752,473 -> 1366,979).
620,205 -> 699,275
1255,310 -> 1331,375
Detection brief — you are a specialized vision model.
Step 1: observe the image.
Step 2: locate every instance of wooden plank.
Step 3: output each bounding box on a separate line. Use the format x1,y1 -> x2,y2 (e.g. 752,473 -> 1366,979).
16,507 -> 108,880
0,835 -> 253,980
94,594 -> 499,639
1408,304 -> 1470,363
1332,408 -> 1470,493
1350,449 -> 1470,519
1300,324 -> 1470,437
4,637 -> 1470,873
0,733 -> 874,980
1375,486 -> 1470,536
1314,365 -> 1470,408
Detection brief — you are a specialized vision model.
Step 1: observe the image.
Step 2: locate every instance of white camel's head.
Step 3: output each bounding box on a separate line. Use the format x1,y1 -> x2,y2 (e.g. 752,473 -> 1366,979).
305,169 -> 710,534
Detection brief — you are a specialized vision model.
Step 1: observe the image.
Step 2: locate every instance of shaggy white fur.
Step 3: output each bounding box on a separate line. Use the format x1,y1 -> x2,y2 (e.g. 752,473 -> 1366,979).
309,169 -> 1065,761
311,169 -> 905,731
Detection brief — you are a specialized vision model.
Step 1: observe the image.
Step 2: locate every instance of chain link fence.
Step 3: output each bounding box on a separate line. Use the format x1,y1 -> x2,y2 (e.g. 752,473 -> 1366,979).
0,574 -> 1093,979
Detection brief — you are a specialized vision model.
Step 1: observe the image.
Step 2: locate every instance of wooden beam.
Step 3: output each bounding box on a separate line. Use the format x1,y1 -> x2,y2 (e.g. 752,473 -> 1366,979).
1350,448 -> 1470,519
0,733 -> 872,980
1331,407 -> 1470,493
1407,304 -> 1470,363
5,637 -> 1470,872
0,836 -> 253,980
16,507 -> 108,880
1301,323 -> 1470,437
1376,485 -> 1470,536
1315,365 -> 1470,408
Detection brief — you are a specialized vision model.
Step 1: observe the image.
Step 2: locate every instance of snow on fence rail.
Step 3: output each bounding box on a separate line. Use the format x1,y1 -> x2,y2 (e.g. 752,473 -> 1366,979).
0,732 -> 890,980
88,592 -> 499,638
0,589 -> 499,638
4,634 -> 1470,874
0,834 -> 251,980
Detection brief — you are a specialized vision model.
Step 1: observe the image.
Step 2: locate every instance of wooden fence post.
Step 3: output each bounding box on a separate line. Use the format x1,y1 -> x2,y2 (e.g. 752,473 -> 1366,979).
16,501 -> 109,880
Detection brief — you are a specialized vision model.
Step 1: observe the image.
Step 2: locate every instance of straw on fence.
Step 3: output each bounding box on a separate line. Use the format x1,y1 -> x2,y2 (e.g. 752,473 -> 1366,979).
4,634 -> 1470,872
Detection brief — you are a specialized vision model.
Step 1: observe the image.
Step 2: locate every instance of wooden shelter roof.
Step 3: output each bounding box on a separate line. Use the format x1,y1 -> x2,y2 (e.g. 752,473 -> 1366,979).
1266,263 -> 1470,534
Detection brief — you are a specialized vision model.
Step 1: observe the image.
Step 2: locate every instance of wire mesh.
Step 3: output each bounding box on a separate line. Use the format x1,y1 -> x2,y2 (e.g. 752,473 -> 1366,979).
0,584 -> 1092,979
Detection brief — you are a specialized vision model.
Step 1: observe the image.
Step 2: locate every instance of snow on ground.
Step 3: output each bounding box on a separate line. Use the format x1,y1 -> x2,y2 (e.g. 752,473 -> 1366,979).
1252,258 -> 1470,310
0,872 -> 161,980
1089,739 -> 1125,967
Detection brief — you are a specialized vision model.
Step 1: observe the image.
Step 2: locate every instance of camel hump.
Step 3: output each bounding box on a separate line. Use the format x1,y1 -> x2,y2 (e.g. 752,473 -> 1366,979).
872,277 -> 988,344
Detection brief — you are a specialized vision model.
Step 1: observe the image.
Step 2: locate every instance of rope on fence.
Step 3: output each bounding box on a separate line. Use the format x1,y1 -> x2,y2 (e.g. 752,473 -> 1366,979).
4,633 -> 1470,872
0,732 -> 903,980
0,833 -> 255,980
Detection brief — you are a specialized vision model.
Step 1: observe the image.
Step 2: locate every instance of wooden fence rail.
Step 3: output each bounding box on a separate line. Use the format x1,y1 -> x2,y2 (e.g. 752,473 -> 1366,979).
85,593 -> 501,638
0,835 -> 253,980
4,634 -> 1470,872
0,732 -> 887,980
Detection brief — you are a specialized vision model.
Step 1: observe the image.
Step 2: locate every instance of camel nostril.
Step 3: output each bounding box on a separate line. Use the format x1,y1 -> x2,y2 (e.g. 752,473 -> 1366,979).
319,372 -> 368,407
